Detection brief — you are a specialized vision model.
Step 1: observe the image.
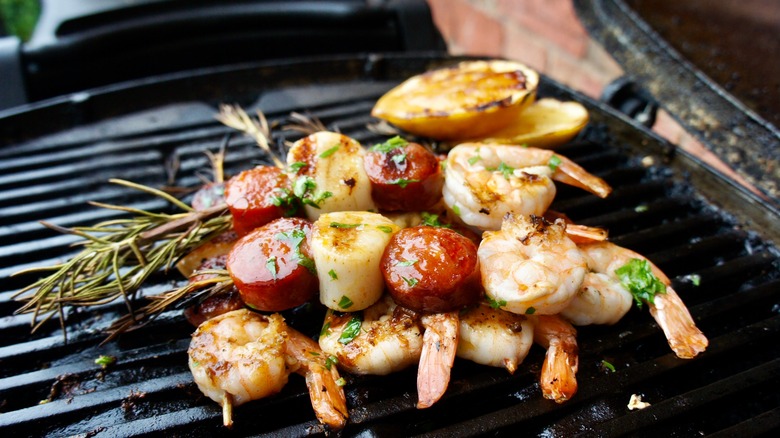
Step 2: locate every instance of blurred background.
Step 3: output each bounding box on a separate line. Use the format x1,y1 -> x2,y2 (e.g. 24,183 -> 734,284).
1,0 -> 777,198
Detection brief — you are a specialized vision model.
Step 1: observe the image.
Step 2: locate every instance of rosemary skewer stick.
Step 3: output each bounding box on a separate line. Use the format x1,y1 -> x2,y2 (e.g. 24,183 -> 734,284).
12,182 -> 232,331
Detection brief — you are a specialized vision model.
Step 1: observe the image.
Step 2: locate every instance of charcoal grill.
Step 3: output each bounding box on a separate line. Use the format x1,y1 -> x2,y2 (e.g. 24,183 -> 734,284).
0,52 -> 779,437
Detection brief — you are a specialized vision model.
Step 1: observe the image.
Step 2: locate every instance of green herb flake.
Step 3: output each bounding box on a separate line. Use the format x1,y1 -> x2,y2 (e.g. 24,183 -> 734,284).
421,212 -> 451,228
495,162 -> 515,180
548,155 -> 562,171
391,153 -> 407,165
325,355 -> 339,371
320,322 -> 331,338
95,355 -> 116,369
371,136 -> 408,153
338,316 -> 363,344
309,351 -> 320,356
266,256 -> 278,280
402,276 -> 419,287
388,178 -> 419,188
338,295 -> 353,309
687,274 -> 701,286
293,175 -> 317,198
288,161 -> 307,174
634,204 -> 649,213
614,258 -> 667,308
452,204 -> 461,216
319,145 -> 339,158
468,155 -> 481,165
601,360 -> 616,372
397,259 -> 417,267
329,222 -> 361,229
376,225 -> 394,233
335,377 -> 347,387
487,296 -> 507,310
328,269 -> 338,280
525,307 -> 536,315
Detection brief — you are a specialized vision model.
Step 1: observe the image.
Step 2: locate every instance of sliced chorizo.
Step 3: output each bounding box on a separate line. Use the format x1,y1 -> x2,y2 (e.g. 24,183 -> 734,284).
224,166 -> 294,236
227,217 -> 318,311
381,226 -> 481,312
363,140 -> 443,212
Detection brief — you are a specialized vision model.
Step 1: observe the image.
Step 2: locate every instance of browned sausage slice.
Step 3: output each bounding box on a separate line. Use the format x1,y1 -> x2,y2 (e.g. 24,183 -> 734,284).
381,226 -> 481,312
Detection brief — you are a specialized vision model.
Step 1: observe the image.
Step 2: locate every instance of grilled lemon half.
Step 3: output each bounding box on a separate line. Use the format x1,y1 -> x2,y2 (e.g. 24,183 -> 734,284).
372,60 -> 539,140
480,98 -> 589,148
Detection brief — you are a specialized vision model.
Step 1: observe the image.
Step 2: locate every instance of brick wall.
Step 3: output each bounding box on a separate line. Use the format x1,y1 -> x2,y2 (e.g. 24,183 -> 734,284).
426,0 -> 755,194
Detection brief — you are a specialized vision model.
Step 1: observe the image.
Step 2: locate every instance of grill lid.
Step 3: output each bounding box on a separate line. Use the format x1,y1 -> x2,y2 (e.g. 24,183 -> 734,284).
0,54 -> 778,437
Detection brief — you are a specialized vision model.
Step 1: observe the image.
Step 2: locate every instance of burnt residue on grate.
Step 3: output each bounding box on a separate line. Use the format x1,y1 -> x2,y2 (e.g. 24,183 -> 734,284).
1,56 -> 779,437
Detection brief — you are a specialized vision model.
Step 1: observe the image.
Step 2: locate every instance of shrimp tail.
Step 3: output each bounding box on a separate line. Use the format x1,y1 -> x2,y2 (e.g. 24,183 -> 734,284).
222,393 -> 233,429
543,210 -> 609,244
417,312 -> 460,409
553,155 -> 612,199
534,315 -> 579,403
649,287 -> 709,359
286,328 -> 349,430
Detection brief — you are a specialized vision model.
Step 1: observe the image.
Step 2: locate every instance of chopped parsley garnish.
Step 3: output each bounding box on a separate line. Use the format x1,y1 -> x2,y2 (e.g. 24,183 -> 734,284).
421,212 -> 451,228
335,377 -> 346,387
615,258 -> 667,308
338,316 -> 362,344
309,351 -> 320,356
525,307 -> 536,315
371,136 -> 408,153
634,204 -> 649,213
397,259 -> 417,267
391,153 -> 407,165
689,274 -> 701,286
388,178 -> 419,188
452,204 -> 461,216
275,229 -> 316,274
548,155 -> 562,171
293,175 -> 332,209
402,276 -> 419,287
268,187 -> 299,216
325,355 -> 339,370
487,296 -> 507,309
328,269 -> 338,280
338,295 -> 353,309
376,225 -> 394,233
320,322 -> 331,338
468,155 -> 481,165
266,256 -> 278,280
329,222 -> 361,229
319,145 -> 339,158
601,360 -> 616,372
95,355 -> 116,369
288,161 -> 307,174
497,162 -> 515,179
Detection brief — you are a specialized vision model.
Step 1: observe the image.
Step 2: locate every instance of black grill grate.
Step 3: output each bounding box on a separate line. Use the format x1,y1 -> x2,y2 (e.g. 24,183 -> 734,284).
0,55 -> 778,437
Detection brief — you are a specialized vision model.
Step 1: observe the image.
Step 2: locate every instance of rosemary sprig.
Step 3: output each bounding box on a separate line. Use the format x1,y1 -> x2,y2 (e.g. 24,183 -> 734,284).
283,111 -> 330,135
105,270 -> 234,342
216,104 -> 285,169
12,179 -> 232,332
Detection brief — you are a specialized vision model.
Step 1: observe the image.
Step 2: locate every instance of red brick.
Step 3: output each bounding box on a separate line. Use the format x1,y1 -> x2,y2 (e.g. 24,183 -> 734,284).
497,0 -> 588,57
448,0 -> 505,56
504,25 -> 548,71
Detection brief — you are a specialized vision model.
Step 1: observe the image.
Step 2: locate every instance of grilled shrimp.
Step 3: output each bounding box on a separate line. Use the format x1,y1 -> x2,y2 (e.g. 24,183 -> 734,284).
478,214 -> 587,315
286,131 -> 376,220
456,302 -> 534,374
442,143 -> 611,230
319,294 -> 424,375
574,241 -> 708,359
532,314 -> 579,403
560,272 -> 633,326
188,310 -> 347,429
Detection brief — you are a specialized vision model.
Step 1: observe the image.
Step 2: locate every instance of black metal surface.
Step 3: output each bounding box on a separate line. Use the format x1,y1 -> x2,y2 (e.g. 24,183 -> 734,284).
0,54 -> 779,437
574,0 -> 780,207
2,0 -> 446,109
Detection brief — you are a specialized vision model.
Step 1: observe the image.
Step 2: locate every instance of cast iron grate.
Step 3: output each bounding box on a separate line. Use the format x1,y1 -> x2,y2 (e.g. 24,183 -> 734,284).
0,56 -> 778,437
